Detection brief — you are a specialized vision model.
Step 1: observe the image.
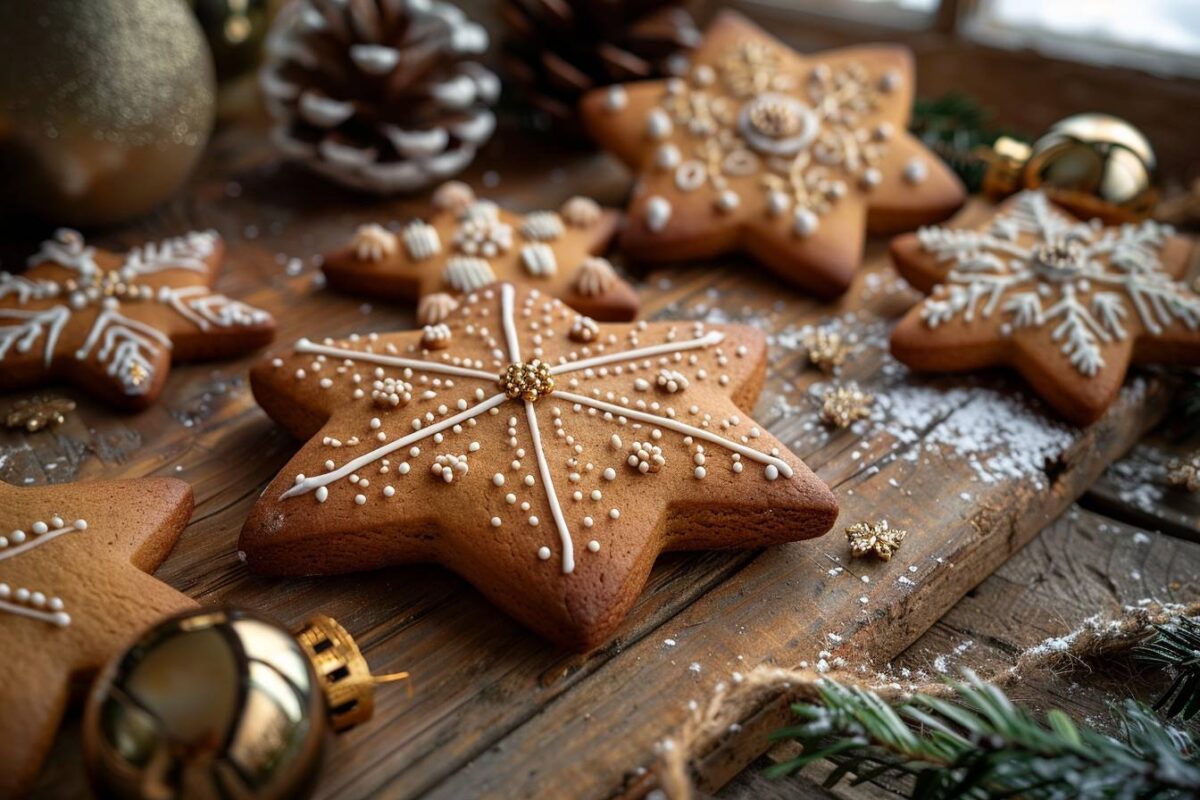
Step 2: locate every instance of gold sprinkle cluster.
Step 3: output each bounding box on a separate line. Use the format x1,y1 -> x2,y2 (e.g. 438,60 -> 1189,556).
4,396 -> 76,432
846,520 -> 906,561
1167,454 -> 1200,493
749,98 -> 800,139
820,384 -> 873,428
500,360 -> 554,402
803,328 -> 849,373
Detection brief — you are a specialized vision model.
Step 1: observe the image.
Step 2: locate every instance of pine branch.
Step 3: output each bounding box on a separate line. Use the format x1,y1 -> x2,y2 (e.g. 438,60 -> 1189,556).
1135,616 -> 1200,720
909,93 -> 1024,194
767,671 -> 1200,799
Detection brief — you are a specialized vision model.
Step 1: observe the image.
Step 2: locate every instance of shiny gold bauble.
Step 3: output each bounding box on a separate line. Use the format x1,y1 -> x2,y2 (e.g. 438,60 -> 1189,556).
983,113 -> 1157,224
0,0 -> 215,227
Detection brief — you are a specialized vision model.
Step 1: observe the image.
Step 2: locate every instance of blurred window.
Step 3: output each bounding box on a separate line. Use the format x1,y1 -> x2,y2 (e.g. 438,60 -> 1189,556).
964,0 -> 1200,77
740,0 -> 939,30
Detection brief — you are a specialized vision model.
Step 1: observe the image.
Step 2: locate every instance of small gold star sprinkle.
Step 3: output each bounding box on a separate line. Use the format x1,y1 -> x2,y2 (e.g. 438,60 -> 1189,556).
820,384 -> 873,428
846,520 -> 906,561
4,396 -> 76,433
1167,454 -> 1200,493
802,328 -> 848,373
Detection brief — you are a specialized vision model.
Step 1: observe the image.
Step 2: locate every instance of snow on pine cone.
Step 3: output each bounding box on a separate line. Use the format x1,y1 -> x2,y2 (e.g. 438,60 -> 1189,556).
261,0 -> 500,194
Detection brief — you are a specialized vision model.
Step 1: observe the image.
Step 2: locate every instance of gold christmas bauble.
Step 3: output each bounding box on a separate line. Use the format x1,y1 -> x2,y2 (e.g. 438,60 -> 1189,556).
83,608 -> 410,799
983,113 -> 1157,223
0,0 -> 216,227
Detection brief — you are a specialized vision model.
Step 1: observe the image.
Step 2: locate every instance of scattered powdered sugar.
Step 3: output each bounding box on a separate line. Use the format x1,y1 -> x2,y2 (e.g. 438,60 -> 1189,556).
1097,443 -> 1170,514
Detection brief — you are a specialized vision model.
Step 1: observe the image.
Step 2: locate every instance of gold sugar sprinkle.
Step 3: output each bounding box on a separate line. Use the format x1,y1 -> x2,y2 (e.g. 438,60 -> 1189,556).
846,520 -> 906,561
820,384 -> 872,428
5,396 -> 76,433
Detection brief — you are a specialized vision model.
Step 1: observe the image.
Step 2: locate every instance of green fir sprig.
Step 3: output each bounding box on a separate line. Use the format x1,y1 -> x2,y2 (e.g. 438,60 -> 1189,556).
767,671 -> 1200,799
909,93 -> 1024,193
1135,615 -> 1200,721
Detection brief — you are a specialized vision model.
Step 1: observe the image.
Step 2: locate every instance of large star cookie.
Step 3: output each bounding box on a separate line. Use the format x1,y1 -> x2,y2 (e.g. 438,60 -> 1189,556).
242,283 -> 837,649
579,10 -> 965,297
321,181 -> 640,323
0,229 -> 275,409
890,190 -> 1200,425
0,477 -> 197,797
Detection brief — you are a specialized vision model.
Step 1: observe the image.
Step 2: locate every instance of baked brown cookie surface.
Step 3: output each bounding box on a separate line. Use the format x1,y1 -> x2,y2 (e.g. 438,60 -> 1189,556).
321,182 -> 639,322
0,229 -> 276,409
0,477 -> 197,798
890,191 -> 1200,425
579,10 -> 965,298
242,283 -> 838,650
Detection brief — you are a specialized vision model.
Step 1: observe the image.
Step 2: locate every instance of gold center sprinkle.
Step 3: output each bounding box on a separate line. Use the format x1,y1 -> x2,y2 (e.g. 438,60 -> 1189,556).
500,360 -> 554,402
749,98 -> 801,139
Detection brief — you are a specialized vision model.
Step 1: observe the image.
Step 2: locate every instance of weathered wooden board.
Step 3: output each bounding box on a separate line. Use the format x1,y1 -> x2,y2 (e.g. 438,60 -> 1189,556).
9,113 -> 1173,800
1086,428 -> 1200,542
719,504 -> 1200,798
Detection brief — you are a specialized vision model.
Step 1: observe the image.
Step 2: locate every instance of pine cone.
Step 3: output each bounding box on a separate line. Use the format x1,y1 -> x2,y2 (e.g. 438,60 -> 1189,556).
500,0 -> 700,137
260,0 -> 500,193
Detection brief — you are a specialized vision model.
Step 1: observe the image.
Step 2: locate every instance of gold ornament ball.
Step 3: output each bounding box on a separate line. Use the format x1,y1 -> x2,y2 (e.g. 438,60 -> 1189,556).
83,608 -> 327,800
0,0 -> 216,227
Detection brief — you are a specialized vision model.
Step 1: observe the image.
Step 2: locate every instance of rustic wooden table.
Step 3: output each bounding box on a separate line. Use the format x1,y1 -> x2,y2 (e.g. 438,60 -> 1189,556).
7,45 -> 1200,800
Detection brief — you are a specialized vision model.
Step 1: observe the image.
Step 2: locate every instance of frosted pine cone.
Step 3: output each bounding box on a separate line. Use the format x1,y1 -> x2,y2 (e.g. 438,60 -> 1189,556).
261,0 -> 500,193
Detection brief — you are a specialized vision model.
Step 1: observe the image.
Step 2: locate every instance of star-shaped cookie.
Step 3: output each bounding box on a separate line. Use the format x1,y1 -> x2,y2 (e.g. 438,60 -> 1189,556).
0,229 -> 276,409
321,181 -> 640,323
579,10 -> 965,298
0,477 -> 197,798
890,190 -> 1200,425
241,283 -> 838,649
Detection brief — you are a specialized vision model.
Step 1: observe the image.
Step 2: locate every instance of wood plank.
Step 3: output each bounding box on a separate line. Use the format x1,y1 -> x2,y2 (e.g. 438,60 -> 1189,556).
1085,427 -> 1200,541
11,121 -> 1172,800
719,504 -> 1200,798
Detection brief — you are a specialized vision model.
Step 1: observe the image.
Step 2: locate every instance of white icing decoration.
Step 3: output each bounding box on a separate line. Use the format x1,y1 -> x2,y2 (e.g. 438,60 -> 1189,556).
917,190 -> 1197,377
353,224 -> 399,262
120,231 -> 218,276
560,196 -> 602,228
521,211 -> 564,242
604,85 -> 627,111
0,515 -> 86,627
903,158 -> 928,184
402,222 -> 441,261
520,243 -> 557,277
443,256 -> 497,292
453,215 -> 512,257
431,452 -> 469,482
645,196 -> 672,232
573,257 -> 617,297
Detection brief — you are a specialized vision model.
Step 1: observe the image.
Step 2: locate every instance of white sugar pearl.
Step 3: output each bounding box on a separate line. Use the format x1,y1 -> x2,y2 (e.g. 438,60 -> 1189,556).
694,467 -> 706,479
587,540 -> 600,553
529,516 -> 539,526
765,465 -> 780,481
491,517 -> 502,527
609,508 -> 620,520
383,485 -> 396,497
355,494 -> 367,505
603,468 -> 616,481
493,473 -> 505,486
537,546 -> 552,560
316,486 -> 329,503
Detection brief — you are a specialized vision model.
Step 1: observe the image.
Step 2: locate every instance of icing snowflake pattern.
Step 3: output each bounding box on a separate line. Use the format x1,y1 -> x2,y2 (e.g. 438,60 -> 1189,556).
276,284 -> 795,573
632,37 -> 906,233
0,515 -> 88,627
917,191 -> 1200,377
0,229 -> 271,396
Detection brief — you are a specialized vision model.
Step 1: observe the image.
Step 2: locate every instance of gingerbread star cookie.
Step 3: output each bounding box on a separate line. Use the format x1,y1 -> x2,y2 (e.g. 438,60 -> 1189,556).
0,229 -> 276,409
579,10 -> 965,298
242,283 -> 837,649
0,477 -> 197,798
321,181 -> 640,323
890,190 -> 1200,425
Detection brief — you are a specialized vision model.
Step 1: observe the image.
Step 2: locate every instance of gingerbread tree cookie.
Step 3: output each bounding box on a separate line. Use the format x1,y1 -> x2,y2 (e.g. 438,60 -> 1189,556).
0,477 -> 197,797
321,182 -> 640,323
242,283 -> 837,649
0,229 -> 275,409
579,11 -> 965,297
890,190 -> 1200,425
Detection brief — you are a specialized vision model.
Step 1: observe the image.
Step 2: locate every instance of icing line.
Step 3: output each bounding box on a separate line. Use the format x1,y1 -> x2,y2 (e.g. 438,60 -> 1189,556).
281,392 -> 508,498
525,399 -> 574,573
550,331 -> 726,375
294,338 -> 496,381
552,390 -> 794,476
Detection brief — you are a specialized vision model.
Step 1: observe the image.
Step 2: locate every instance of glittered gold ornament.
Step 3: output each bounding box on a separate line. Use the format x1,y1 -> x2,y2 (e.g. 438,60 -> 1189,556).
982,113 -> 1156,224
84,608 -> 410,800
1167,454 -> 1200,493
0,0 -> 216,227
802,328 -> 849,374
4,396 -> 76,433
820,384 -> 873,429
846,520 -> 906,561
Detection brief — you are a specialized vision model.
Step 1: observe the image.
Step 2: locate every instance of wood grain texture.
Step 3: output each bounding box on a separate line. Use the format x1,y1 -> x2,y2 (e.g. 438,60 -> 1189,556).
5,115 -> 1173,800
